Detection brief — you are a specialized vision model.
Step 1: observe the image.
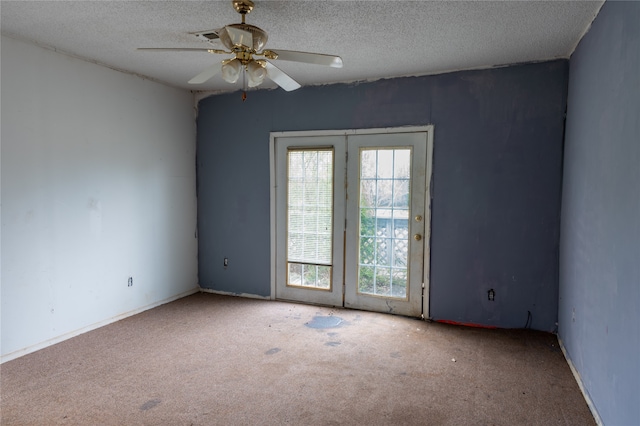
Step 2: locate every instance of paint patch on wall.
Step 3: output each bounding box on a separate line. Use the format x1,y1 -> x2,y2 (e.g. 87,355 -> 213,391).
88,198 -> 102,238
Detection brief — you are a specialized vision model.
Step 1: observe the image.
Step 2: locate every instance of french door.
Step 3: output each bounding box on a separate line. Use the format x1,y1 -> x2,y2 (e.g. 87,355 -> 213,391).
271,127 -> 433,317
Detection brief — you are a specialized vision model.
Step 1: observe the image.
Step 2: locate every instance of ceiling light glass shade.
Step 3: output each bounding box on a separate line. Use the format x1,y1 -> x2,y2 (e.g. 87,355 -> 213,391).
219,24 -> 268,52
247,60 -> 266,88
221,58 -> 242,83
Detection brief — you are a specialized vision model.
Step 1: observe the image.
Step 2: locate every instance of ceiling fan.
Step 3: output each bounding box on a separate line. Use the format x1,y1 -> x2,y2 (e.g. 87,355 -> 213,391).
138,0 -> 343,96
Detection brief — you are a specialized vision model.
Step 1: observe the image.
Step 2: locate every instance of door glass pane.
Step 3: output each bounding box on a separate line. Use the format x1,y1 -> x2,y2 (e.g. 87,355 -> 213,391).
358,148 -> 411,298
287,149 -> 333,289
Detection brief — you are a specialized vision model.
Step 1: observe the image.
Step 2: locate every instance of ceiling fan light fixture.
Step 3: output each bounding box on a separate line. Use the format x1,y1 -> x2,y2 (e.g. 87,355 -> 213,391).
221,58 -> 242,83
247,60 -> 266,87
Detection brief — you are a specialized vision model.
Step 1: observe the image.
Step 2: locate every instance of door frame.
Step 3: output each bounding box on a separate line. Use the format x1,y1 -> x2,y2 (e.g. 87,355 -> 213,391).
269,126 -> 434,318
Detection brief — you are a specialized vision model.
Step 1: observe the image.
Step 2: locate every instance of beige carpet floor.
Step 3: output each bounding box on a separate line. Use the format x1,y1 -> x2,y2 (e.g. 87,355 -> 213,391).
1,292 -> 595,425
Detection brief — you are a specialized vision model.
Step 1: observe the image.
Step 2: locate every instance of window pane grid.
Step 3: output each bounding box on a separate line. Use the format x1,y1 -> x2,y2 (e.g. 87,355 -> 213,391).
287,262 -> 331,289
358,148 -> 411,299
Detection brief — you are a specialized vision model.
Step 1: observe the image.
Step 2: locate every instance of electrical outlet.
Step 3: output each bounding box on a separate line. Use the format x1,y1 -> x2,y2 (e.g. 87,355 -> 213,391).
128,277 -> 133,287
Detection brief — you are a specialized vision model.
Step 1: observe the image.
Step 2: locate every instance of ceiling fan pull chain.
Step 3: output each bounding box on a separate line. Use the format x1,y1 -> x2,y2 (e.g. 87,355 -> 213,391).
242,67 -> 247,101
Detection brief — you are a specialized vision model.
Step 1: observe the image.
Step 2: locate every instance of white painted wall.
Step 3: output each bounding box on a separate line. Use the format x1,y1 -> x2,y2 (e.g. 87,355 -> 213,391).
1,36 -> 199,361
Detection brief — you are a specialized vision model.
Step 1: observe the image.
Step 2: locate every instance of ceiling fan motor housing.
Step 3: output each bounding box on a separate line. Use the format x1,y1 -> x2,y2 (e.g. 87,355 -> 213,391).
219,23 -> 268,52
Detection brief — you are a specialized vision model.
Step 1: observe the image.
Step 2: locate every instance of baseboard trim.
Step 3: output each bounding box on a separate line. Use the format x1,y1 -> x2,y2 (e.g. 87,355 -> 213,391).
558,337 -> 603,426
198,287 -> 271,300
1,288 -> 200,364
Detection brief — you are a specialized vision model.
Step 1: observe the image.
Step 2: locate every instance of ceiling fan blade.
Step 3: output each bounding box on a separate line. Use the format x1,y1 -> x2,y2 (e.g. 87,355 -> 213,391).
138,48 -> 211,52
188,61 -> 223,84
225,25 -> 253,48
264,61 -> 301,92
267,50 -> 343,68
137,47 -> 227,54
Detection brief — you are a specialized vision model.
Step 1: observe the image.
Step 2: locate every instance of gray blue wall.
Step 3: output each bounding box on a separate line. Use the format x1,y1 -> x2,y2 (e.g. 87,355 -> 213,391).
559,2 -> 640,425
197,60 -> 568,331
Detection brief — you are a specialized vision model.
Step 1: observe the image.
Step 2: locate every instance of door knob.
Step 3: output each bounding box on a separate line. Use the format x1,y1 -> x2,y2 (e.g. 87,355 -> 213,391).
414,234 -> 422,241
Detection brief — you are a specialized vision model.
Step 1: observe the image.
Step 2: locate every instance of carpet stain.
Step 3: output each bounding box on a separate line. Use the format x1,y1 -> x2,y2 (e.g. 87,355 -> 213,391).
390,352 -> 402,358
265,347 -> 281,355
325,341 -> 341,347
305,316 -> 343,329
140,399 -> 161,411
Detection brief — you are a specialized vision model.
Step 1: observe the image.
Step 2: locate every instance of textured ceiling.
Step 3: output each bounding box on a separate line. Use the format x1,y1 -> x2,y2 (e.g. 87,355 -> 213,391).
0,1 -> 603,93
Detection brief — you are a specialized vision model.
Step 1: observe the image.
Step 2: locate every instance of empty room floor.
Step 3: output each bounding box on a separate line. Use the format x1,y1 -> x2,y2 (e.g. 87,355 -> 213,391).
1,293 -> 594,425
